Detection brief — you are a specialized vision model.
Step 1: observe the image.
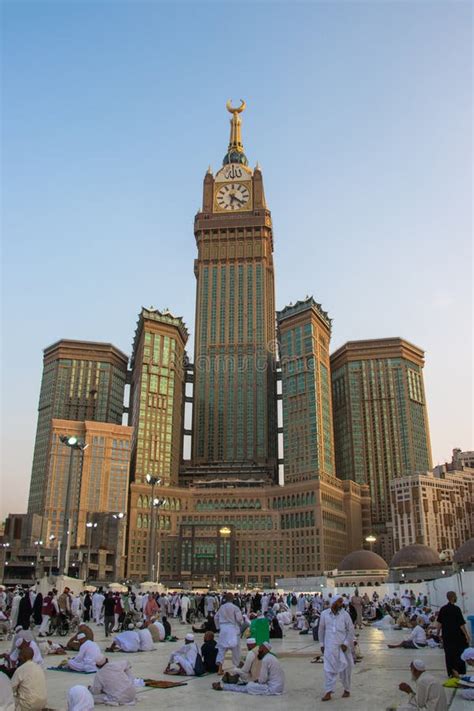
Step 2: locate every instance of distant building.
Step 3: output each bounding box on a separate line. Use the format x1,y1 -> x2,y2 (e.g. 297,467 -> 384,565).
450,449 -> 474,470
28,340 -> 128,516
391,467 -> 474,556
331,338 -> 433,560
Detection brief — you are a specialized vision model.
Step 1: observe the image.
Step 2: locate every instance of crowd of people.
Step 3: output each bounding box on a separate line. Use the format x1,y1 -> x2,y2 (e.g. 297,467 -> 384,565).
0,583 -> 471,708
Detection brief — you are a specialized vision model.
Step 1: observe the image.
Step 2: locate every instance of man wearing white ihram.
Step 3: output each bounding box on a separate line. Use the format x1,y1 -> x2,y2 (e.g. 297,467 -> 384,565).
318,594 -> 356,702
214,592 -> 243,675
213,642 -> 285,695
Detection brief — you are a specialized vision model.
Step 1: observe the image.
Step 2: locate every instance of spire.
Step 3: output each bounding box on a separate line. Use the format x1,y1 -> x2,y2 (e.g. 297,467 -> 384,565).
223,99 -> 249,166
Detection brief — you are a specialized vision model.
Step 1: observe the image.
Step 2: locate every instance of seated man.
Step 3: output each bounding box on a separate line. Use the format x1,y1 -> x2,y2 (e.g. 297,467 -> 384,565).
164,633 -> 198,676
388,618 -> 427,649
452,647 -> 474,700
390,659 -> 447,710
67,685 -> 94,710
201,631 -> 218,673
146,618 -> 162,643
137,624 -> 154,651
224,637 -> 260,683
151,618 -> 166,641
0,671 -> 14,711
213,642 -> 285,695
10,638 -> 44,668
89,654 -> 136,706
62,633 -> 102,672
11,645 -> 47,710
66,623 -> 94,651
106,625 -> 140,653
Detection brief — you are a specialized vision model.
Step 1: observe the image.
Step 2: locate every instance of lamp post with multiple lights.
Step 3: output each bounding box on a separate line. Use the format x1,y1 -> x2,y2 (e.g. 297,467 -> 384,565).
145,475 -> 164,582
219,526 -> 232,589
58,435 -> 88,575
365,534 -> 377,552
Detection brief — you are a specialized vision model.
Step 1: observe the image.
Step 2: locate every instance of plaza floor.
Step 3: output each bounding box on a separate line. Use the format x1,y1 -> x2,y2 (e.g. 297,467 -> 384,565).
1,621 -> 471,710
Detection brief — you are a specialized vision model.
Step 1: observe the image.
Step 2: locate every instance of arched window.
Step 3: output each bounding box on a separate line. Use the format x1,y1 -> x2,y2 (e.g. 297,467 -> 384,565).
143,514 -> 149,530
255,500 -> 261,509
137,496 -> 143,508
137,515 -> 142,529
143,496 -> 149,509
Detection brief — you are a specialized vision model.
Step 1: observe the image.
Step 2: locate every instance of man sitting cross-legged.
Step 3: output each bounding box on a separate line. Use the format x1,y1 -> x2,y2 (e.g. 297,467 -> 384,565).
164,633 -> 199,676
212,642 -> 284,695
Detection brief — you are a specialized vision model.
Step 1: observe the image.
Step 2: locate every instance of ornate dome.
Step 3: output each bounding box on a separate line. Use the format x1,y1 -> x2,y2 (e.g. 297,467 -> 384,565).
390,544 -> 440,569
338,550 -> 388,571
453,538 -> 474,564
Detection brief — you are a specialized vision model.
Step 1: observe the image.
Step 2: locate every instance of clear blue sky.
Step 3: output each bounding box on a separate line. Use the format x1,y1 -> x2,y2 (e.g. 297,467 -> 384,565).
1,1 -> 472,518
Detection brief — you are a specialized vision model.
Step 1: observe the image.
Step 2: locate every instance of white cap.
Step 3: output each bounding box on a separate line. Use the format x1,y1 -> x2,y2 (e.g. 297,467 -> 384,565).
247,638 -> 256,644
95,654 -> 107,666
462,648 -> 474,662
185,633 -> 194,641
332,594 -> 343,604
128,624 -> 135,630
15,625 -> 23,632
261,641 -> 272,651
77,633 -> 86,640
412,659 -> 426,671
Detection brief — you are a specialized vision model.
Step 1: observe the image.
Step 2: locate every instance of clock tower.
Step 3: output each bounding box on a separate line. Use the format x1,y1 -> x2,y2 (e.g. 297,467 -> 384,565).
191,101 -> 278,479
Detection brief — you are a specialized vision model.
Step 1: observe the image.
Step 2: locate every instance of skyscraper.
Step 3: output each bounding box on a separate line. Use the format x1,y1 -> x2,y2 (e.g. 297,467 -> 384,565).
126,307 -> 188,580
191,100 -> 277,478
331,338 -> 432,558
277,297 -> 335,483
28,340 -> 128,515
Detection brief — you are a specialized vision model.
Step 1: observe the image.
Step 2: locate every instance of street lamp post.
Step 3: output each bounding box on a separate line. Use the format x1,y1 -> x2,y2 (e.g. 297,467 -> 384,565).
58,435 -> 88,576
48,535 -> 56,577
85,521 -> 98,581
112,512 -> 125,580
219,526 -> 231,589
33,540 -> 43,577
145,475 -> 162,582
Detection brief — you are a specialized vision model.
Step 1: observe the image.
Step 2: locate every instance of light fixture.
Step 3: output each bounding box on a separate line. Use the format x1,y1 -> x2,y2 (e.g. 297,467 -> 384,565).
49,535 -> 56,541
86,522 -> 98,529
365,535 -> 377,543
113,512 -> 125,519
146,474 -> 162,485
219,526 -> 231,536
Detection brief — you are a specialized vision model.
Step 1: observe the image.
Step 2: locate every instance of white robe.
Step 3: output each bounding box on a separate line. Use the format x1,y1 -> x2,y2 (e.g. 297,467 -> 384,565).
319,608 -> 355,694
114,630 -> 140,652
138,627 -> 154,651
68,640 -> 102,672
67,685 -> 95,710
153,620 -> 166,641
222,653 -> 285,695
0,672 -> 14,711
215,602 -> 243,666
90,660 -> 136,705
397,672 -> 447,710
169,642 -> 198,675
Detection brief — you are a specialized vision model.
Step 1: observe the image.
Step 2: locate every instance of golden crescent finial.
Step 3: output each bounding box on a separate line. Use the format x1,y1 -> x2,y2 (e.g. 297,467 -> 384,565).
226,99 -> 246,115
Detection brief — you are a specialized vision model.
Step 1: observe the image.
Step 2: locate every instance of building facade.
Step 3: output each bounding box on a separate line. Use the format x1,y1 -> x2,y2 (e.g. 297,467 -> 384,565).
391,467 -> 474,556
331,338 -> 432,560
191,102 -> 278,478
28,340 -> 128,515
277,297 -> 335,483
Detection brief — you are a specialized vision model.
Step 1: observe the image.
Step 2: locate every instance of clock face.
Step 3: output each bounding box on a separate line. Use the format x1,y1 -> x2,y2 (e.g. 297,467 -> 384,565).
215,182 -> 251,211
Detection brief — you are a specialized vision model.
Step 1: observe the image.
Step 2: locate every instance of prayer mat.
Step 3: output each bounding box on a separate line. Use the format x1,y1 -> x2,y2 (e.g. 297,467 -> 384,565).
143,679 -> 188,688
47,666 -> 95,673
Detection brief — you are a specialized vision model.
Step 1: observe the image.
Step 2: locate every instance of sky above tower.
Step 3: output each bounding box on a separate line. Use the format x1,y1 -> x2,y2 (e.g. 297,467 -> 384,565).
1,1 -> 472,518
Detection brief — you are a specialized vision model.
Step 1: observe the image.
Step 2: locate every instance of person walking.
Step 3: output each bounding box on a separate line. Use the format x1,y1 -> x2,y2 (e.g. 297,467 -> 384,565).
437,591 -> 470,676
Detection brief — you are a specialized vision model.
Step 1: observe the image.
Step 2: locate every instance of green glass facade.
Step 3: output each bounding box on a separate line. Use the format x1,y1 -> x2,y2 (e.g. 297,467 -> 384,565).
331,346 -> 432,531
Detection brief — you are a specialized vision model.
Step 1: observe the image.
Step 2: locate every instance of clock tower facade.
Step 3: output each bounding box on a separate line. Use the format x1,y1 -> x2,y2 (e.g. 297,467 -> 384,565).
191,102 -> 278,478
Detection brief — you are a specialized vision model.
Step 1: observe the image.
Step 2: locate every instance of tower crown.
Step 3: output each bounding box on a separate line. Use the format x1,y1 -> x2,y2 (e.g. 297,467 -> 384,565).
223,99 -> 248,166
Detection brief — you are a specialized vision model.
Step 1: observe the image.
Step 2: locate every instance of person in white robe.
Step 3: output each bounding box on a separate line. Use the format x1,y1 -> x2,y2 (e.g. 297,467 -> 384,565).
453,647 -> 474,701
67,685 -> 95,710
229,638 -> 260,682
137,625 -> 154,651
106,626 -> 140,653
318,594 -> 355,702
0,671 -> 14,711
394,659 -> 447,710
89,655 -> 136,705
180,594 -> 190,623
10,637 -> 45,668
10,593 -> 21,631
92,592 -> 104,625
152,619 -> 166,641
214,593 -> 243,674
64,634 -> 103,672
164,633 -> 198,675
213,642 -> 284,695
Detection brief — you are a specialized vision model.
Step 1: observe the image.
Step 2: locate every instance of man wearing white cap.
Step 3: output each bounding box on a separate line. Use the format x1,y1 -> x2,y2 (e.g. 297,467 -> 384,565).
164,633 -> 199,675
318,594 -> 356,702
212,641 -> 285,695
395,659 -> 447,710
452,647 -> 474,700
88,654 -> 136,705
227,637 -> 261,683
214,592 -> 244,674
63,633 -> 102,672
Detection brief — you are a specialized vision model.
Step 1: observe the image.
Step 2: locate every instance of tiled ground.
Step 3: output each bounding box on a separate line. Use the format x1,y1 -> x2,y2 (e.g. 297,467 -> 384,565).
1,621 -> 470,709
